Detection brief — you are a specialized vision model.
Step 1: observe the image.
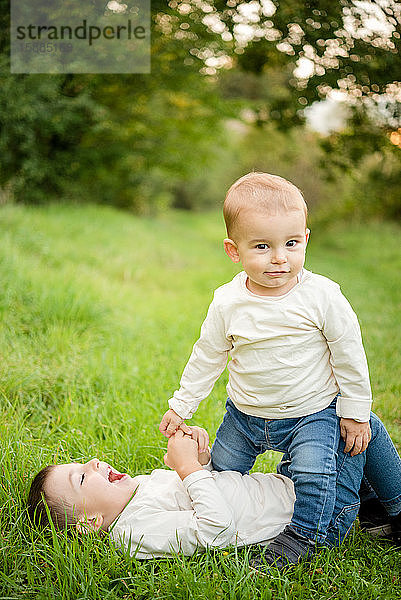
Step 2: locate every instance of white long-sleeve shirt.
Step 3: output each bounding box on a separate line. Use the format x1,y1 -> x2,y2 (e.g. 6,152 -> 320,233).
109,467 -> 295,558
169,269 -> 372,422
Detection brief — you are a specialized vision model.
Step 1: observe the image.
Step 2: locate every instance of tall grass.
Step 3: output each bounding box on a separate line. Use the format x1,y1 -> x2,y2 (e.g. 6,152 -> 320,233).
0,204 -> 400,599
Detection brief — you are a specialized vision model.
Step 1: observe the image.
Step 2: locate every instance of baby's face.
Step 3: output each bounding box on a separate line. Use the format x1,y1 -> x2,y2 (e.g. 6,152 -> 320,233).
228,208 -> 309,296
46,459 -> 137,530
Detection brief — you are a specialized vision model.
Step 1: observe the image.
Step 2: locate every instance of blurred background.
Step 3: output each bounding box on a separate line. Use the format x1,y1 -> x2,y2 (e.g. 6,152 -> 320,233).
1,0 -> 400,223
1,5 -> 401,595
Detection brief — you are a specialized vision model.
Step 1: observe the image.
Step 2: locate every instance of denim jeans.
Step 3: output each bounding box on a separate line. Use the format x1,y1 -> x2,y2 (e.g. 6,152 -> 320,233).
212,400 -> 401,546
278,412 -> 401,546
360,412 -> 401,517
211,397 -> 341,544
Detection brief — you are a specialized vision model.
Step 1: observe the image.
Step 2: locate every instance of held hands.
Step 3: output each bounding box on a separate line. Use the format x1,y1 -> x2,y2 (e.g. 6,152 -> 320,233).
340,418 -> 371,456
159,408 -> 192,438
159,410 -> 210,454
186,425 -> 210,456
164,429 -> 205,480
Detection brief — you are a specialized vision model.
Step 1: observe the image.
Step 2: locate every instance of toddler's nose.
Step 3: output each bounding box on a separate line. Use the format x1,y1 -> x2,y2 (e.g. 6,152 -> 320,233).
271,250 -> 287,263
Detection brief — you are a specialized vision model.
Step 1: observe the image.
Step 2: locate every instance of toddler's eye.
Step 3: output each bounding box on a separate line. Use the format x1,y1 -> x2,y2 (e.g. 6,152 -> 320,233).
80,473 -> 85,485
255,243 -> 269,250
286,240 -> 297,247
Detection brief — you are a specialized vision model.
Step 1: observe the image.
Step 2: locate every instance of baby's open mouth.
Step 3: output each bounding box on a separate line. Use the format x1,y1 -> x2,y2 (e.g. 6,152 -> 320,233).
108,467 -> 127,483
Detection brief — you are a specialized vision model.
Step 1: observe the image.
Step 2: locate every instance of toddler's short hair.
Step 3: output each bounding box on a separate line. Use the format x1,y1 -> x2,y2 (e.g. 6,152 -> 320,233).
223,172 -> 307,239
27,465 -> 74,530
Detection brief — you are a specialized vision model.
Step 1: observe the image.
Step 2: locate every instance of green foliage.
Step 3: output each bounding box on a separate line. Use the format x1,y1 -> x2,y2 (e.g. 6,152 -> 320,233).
318,106 -> 401,220
1,204 -> 401,598
218,0 -> 401,221
0,64 -> 229,210
67,72 -> 229,212
1,0 -> 401,218
0,0 -> 232,210
232,0 -> 401,103
345,148 -> 401,221
0,69 -> 99,203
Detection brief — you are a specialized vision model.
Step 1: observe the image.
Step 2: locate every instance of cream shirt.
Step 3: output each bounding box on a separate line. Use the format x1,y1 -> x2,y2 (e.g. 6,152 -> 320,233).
109,467 -> 295,558
169,269 -> 372,422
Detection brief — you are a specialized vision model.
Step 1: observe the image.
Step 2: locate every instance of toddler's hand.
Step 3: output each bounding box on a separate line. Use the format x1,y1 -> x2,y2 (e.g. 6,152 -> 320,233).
159,408 -> 191,438
340,418 -> 371,456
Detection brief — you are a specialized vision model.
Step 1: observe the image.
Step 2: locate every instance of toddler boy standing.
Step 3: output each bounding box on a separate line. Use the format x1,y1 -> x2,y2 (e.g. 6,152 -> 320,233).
160,172 -> 372,569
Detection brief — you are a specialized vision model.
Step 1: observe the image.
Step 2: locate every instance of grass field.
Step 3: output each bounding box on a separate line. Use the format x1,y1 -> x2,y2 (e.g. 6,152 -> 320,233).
1,204 -> 400,599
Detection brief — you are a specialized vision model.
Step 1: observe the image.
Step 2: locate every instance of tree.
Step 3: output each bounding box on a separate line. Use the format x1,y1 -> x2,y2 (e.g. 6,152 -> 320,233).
2,0 -> 400,216
0,0 -> 230,208
200,1 -> 400,106
212,0 -> 401,218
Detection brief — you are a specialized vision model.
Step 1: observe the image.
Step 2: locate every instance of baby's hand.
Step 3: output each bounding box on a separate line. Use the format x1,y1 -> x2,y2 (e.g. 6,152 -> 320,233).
185,425 -> 209,454
163,429 -> 203,479
340,418 -> 371,456
159,408 -> 191,438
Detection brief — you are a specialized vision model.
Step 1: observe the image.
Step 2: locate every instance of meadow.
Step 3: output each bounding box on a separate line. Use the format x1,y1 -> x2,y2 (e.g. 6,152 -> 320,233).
0,204 -> 400,599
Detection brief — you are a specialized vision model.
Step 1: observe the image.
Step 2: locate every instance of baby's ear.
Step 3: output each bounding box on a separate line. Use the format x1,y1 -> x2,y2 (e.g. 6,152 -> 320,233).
223,239 -> 241,263
76,513 -> 104,534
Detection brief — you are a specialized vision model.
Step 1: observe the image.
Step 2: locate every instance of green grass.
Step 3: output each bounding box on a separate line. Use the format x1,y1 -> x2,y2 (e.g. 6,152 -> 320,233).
0,204 -> 400,599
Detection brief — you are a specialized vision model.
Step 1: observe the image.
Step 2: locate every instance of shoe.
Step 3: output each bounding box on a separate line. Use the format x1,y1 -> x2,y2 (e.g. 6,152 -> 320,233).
390,512 -> 401,546
250,526 -> 315,574
358,498 -> 392,538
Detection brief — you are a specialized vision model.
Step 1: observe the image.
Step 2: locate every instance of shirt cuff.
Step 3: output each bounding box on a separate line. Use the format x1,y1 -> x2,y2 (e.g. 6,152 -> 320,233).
336,397 -> 372,422
202,458 -> 213,472
183,469 -> 214,489
168,397 -> 195,420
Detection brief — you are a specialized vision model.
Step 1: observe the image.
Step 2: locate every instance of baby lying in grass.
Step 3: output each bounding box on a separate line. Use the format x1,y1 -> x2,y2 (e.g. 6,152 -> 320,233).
28,422 -> 401,561
28,427 -> 295,559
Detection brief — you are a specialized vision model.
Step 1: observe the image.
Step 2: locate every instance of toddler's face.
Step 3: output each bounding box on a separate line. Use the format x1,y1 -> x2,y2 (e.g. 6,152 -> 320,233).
46,458 -> 137,530
226,208 -> 309,296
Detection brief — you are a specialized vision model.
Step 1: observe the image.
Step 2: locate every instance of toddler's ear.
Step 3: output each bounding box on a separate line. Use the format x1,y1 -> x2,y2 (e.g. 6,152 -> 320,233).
224,239 -> 241,263
76,513 -> 104,534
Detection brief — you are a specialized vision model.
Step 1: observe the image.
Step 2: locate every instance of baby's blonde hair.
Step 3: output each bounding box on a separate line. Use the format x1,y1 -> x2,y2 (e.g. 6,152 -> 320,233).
223,172 -> 307,239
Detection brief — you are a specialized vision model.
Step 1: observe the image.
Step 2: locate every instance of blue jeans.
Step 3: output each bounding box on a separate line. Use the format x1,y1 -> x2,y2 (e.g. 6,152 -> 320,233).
359,412 -> 401,517
211,397 -> 341,543
212,401 -> 401,546
278,412 -> 401,545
